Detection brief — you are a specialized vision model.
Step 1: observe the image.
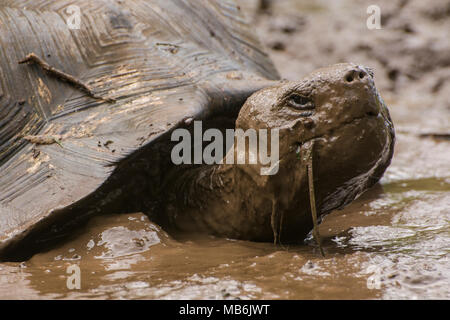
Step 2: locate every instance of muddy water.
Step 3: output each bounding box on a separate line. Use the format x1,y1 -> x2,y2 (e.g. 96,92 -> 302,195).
1,0 -> 449,299
0,131 -> 448,299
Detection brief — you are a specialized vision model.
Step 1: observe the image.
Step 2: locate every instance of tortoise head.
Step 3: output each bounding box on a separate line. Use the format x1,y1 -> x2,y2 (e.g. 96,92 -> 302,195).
236,63 -> 395,240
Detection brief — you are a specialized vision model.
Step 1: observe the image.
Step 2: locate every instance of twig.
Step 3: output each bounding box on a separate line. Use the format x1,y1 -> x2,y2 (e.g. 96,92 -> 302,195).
271,198 -> 278,245
18,53 -> 115,103
23,134 -> 63,148
303,141 -> 325,257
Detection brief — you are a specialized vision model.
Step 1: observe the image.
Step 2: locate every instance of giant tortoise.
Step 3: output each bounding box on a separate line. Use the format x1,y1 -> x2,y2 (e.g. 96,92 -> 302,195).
0,0 -> 395,260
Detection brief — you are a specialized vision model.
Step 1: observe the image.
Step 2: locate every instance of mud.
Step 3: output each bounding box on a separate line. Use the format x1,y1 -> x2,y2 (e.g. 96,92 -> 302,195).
0,0 -> 449,299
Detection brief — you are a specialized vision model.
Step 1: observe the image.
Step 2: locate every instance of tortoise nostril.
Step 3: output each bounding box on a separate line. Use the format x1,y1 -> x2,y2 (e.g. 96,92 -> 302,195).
346,69 -> 368,83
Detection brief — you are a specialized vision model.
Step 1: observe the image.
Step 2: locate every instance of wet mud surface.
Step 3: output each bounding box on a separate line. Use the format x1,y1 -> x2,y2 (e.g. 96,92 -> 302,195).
0,0 -> 449,299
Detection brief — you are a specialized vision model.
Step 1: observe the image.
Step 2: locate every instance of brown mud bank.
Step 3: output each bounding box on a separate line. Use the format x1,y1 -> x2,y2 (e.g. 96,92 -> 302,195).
0,0 -> 449,299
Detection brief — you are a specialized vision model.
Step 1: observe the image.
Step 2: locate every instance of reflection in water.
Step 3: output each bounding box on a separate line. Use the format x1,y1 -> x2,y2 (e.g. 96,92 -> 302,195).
95,225 -> 161,259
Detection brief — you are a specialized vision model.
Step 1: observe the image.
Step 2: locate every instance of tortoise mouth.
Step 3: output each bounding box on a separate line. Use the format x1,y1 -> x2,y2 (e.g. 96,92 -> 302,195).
274,110 -> 394,243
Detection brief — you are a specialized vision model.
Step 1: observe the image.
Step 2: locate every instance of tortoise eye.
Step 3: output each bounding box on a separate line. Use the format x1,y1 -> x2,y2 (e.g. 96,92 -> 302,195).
287,94 -> 314,111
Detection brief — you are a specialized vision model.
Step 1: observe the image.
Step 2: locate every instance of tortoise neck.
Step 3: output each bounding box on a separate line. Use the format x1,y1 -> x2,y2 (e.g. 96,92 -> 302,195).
161,75 -> 281,236
165,142 -> 280,240
164,162 -> 239,233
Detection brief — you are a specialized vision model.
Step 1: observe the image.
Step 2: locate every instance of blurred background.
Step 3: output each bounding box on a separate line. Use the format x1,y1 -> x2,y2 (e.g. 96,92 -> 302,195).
242,0 -> 450,136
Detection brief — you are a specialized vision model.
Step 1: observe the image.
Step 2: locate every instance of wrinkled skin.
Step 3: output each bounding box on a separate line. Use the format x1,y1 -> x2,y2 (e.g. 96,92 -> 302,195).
166,63 -> 395,243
